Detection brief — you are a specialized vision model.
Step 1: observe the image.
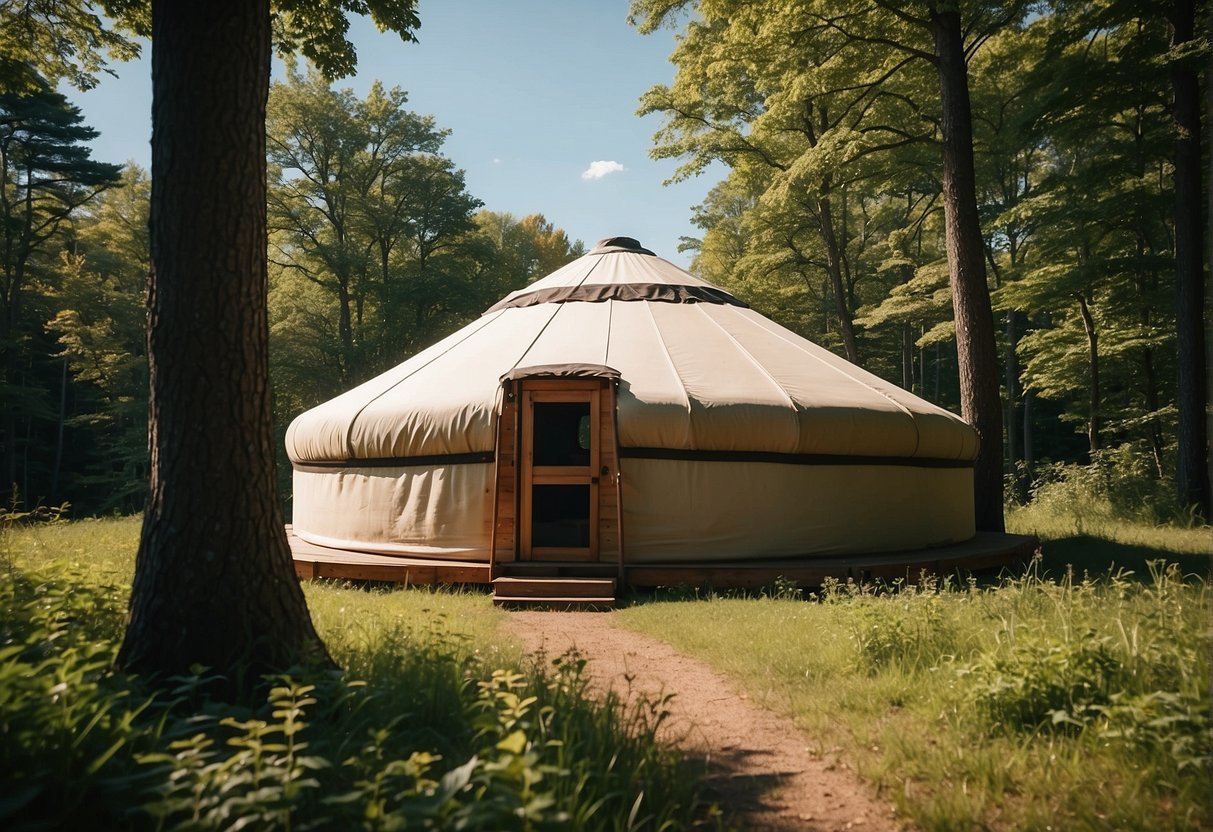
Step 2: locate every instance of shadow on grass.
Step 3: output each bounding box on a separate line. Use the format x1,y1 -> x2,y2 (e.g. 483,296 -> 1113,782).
1033,535 -> 1211,582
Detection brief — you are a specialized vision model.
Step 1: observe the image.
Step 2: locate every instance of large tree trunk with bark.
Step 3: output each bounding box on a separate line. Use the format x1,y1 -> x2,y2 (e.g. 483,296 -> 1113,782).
1170,0 -> 1210,519
117,0 -> 329,692
929,6 -> 1005,532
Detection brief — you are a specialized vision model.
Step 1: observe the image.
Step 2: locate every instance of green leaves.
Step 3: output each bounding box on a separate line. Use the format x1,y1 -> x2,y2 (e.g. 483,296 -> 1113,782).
272,0 -> 420,81
2,541 -> 707,831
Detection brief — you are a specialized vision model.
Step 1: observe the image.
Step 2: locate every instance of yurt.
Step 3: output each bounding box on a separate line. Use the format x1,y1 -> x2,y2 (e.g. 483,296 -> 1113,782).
287,237 -> 1002,592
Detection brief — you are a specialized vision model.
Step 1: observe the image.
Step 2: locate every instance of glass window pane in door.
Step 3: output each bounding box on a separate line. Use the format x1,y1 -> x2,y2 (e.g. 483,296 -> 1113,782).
532,402 -> 591,467
531,484 -> 590,548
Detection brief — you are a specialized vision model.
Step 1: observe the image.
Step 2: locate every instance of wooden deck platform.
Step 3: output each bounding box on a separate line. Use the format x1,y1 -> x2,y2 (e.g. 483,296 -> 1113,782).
288,526 -> 491,585
288,527 -> 1037,590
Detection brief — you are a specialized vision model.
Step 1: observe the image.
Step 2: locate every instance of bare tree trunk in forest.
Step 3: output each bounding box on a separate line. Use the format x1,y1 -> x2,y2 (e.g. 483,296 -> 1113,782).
1170,0 -> 1210,519
337,280 -> 354,385
1005,311 -> 1020,501
1075,293 -> 1100,458
1141,348 -> 1165,479
117,0 -> 330,692
817,192 -> 861,364
1022,387 -> 1034,489
52,356 -> 67,501
929,5 -> 1005,532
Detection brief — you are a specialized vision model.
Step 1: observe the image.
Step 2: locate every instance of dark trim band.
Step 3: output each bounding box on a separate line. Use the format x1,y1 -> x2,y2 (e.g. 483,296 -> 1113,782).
294,448 -> 974,472
486,282 -> 748,313
293,451 -> 494,473
618,447 -> 975,469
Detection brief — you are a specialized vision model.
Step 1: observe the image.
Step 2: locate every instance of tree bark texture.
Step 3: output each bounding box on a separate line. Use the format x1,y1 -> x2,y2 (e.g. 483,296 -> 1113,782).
1170,0 -> 1210,518
117,0 -> 329,689
930,6 -> 1005,532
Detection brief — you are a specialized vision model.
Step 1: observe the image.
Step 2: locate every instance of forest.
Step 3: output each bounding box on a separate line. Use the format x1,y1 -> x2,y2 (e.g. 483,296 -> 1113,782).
1,0 -> 1207,528
0,68 -> 583,514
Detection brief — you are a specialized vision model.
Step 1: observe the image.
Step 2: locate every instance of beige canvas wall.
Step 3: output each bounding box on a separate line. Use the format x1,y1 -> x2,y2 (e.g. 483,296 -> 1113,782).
291,459 -> 974,563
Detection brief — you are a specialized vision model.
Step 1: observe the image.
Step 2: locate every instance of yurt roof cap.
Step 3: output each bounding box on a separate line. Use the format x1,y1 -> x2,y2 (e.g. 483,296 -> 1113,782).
586,236 -> 656,255
485,236 -> 747,313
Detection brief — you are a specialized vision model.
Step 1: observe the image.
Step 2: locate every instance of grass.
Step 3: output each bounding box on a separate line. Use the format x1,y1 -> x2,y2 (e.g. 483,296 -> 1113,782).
616,515 -> 1211,831
0,515 -> 709,831
3,502 -> 1208,830
1007,502 -> 1211,579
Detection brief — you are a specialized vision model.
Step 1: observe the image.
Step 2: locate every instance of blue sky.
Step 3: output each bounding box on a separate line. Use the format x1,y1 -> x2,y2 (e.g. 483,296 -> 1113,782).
70,0 -> 720,268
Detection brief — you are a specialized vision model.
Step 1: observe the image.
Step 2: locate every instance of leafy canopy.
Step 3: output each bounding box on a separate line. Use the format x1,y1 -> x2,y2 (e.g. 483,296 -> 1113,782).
2,0 -> 421,92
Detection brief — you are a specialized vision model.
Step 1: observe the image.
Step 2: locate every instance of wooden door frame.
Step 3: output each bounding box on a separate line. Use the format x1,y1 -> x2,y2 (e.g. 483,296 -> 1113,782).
519,382 -> 602,561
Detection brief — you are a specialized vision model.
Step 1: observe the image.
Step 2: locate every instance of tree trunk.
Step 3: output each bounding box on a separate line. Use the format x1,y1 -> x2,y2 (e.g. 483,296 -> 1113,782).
117,0 -> 330,693
1004,310 -> 1020,501
51,356 -> 67,501
1170,0 -> 1210,518
817,193 -> 861,364
929,6 -> 1005,532
1075,292 -> 1100,458
1022,387 -> 1034,494
1141,347 -> 1165,479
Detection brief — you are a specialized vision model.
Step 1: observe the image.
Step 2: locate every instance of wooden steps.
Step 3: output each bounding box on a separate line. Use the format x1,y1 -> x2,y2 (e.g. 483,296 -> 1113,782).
492,575 -> 616,608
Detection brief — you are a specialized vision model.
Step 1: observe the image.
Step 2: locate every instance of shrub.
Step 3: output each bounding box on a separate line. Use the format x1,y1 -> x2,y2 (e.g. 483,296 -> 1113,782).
962,627 -> 1121,731
0,561 -> 706,831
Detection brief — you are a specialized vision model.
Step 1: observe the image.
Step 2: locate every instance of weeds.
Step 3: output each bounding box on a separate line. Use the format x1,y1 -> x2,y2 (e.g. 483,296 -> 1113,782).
1,519 -> 706,831
619,552 -> 1212,831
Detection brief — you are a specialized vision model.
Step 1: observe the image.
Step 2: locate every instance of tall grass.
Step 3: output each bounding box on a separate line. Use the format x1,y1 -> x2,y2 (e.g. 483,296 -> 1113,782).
1,516 -> 709,830
1007,448 -> 1213,558
618,558 -> 1211,831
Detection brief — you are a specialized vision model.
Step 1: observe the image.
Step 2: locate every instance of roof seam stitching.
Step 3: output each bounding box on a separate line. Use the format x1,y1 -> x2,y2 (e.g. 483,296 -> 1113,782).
507,256 -> 607,374
341,309 -> 505,458
508,289 -> 588,375
697,304 -> 798,412
603,298 -> 614,367
722,306 -> 928,458
643,301 -> 693,426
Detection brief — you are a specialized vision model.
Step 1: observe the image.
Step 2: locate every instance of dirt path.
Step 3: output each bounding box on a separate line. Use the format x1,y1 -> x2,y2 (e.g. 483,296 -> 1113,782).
502,611 -> 904,832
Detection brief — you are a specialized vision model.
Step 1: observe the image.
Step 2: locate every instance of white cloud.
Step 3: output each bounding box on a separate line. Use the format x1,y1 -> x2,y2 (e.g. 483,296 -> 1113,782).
581,160 -> 625,180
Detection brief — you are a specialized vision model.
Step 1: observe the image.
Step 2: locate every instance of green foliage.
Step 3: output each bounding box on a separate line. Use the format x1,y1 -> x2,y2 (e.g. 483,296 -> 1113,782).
1019,445 -> 1202,529
617,534 -> 1211,831
0,1 -> 143,92
634,0 -> 1208,513
962,628 -> 1122,731
46,164 -> 150,513
821,575 -> 961,674
266,70 -> 583,421
272,0 -> 420,81
959,564 -> 1211,776
0,521 -> 705,831
0,81 -> 123,508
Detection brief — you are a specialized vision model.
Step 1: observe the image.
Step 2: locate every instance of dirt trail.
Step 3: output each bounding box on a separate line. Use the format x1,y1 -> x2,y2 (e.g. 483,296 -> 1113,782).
502,611 -> 904,832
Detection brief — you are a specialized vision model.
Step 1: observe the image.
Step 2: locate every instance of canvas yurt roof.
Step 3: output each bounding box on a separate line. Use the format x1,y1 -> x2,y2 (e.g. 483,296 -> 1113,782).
286,237 -> 978,467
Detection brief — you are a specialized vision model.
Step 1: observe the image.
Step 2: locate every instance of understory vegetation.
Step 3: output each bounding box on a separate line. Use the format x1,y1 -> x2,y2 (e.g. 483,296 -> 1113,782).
4,508 -> 1209,831
619,512 -> 1211,832
1,517 -> 706,831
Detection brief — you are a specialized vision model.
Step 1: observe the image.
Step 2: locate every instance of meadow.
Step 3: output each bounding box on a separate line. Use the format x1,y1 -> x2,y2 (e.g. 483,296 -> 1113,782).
617,497 -> 1211,831
1,497 -> 1209,831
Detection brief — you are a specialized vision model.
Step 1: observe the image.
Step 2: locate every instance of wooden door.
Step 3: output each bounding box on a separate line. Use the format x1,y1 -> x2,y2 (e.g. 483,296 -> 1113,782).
520,386 -> 600,560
